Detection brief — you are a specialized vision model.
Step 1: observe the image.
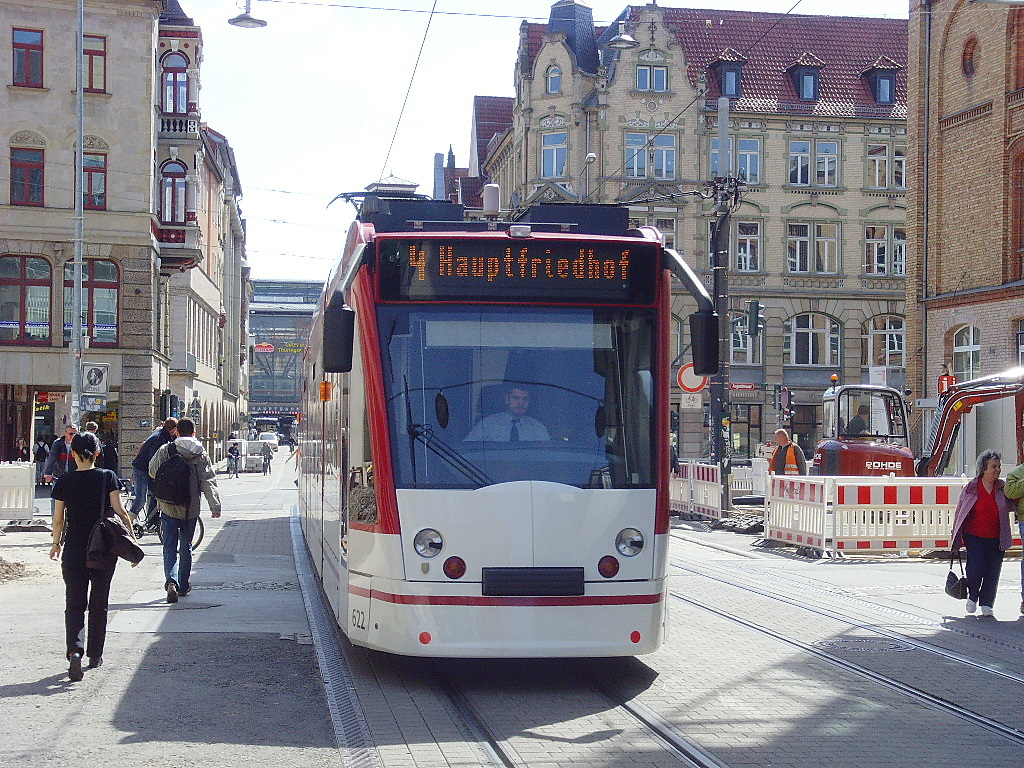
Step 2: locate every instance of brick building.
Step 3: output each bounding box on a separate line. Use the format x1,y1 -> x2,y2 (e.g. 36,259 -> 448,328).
473,1 -> 909,459
906,0 -> 1024,471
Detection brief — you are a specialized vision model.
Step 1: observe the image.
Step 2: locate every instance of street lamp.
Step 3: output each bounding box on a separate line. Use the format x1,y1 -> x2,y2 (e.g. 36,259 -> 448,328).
578,152 -> 597,202
229,0 -> 267,28
608,21 -> 639,50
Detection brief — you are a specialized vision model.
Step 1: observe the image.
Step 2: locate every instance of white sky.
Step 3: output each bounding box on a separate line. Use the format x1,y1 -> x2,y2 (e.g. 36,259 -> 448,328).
187,0 -> 910,282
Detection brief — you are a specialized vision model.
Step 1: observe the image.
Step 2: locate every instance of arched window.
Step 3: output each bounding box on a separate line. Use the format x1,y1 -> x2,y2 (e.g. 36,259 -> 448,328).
0,255 -> 51,345
64,258 -> 118,346
161,52 -> 189,114
160,160 -> 187,224
783,313 -> 841,366
862,315 -> 904,368
546,65 -> 561,94
952,325 -> 980,380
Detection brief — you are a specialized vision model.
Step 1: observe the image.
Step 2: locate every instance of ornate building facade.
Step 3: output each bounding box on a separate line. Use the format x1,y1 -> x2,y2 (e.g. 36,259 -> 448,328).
479,1 -> 908,459
0,0 -> 249,467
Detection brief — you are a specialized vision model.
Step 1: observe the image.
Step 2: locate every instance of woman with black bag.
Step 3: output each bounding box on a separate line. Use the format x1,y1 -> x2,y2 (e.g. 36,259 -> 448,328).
48,432 -> 137,681
950,450 -> 1014,617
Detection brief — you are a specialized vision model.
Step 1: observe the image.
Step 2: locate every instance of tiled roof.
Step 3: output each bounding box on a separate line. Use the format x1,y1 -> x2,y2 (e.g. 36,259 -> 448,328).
473,95 -> 514,170
161,0 -> 194,25
459,176 -> 486,208
660,6 -> 907,118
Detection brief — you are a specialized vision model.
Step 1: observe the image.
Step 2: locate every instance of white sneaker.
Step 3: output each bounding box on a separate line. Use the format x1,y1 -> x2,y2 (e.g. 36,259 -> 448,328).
966,599 -> 977,614
980,605 -> 994,617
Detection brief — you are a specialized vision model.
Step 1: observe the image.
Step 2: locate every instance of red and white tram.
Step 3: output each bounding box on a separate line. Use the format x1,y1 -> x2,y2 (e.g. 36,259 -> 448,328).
298,193 -> 717,657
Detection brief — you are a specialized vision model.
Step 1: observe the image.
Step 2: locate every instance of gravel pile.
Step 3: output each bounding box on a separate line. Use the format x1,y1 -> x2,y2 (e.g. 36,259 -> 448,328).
0,556 -> 28,582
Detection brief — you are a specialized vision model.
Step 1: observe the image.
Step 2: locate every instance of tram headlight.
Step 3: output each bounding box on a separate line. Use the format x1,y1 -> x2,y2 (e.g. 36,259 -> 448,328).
615,528 -> 644,557
413,528 -> 443,558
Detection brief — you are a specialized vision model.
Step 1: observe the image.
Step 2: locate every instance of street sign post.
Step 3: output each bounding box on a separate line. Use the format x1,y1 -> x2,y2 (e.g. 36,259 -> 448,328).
81,362 -> 110,397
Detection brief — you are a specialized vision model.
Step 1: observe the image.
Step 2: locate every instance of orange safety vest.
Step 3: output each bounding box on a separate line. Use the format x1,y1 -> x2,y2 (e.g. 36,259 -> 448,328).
771,443 -> 802,475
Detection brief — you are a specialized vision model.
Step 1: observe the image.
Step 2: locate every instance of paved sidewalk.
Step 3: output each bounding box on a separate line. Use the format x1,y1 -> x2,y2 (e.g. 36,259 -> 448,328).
0,460 -> 338,768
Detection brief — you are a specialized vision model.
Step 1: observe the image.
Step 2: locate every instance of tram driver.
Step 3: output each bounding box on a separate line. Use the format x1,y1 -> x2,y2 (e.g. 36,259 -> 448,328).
463,384 -> 550,443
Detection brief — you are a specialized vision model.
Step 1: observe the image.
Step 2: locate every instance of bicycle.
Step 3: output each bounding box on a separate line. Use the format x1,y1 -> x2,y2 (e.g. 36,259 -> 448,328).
227,454 -> 240,478
121,478 -> 205,551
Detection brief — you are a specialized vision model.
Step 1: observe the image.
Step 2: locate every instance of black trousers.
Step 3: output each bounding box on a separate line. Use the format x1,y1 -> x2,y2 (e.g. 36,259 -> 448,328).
61,561 -> 116,659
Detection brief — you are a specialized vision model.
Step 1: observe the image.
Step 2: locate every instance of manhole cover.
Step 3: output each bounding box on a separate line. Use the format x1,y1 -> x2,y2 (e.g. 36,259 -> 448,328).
814,638 -> 914,652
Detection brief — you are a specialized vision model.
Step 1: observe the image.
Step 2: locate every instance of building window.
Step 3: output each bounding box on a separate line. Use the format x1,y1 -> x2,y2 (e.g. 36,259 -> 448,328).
867,144 -> 905,189
636,65 -> 667,92
814,223 -> 839,272
717,64 -> 742,98
952,325 -> 980,380
711,137 -> 761,183
816,142 -> 838,186
625,133 -> 647,178
160,160 -> 188,223
864,226 -> 906,275
83,153 -> 106,210
84,35 -> 106,92
789,140 -> 811,185
625,133 -> 676,180
13,28 -> 43,88
784,313 -> 841,366
791,67 -> 820,100
546,65 -> 561,94
540,132 -> 567,178
0,255 -> 51,345
735,222 -> 761,272
161,52 -> 189,114
64,258 -> 118,346
731,315 -> 762,365
864,70 -> 896,105
1017,320 -> 1024,366
962,37 -> 978,79
10,148 -> 44,206
862,315 -> 904,368
654,218 -> 675,249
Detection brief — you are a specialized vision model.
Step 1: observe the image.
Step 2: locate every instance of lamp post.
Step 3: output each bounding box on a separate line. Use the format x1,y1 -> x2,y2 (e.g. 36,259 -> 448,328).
229,0 -> 267,28
577,152 -> 597,202
69,0 -> 85,428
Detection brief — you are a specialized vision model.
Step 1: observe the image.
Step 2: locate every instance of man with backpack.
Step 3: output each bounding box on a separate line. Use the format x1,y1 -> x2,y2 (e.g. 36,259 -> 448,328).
130,418 -> 177,522
33,436 -> 50,486
148,418 -> 221,603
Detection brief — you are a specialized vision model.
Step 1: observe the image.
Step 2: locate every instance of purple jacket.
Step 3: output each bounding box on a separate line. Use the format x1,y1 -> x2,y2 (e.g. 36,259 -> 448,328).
951,475 -> 1013,551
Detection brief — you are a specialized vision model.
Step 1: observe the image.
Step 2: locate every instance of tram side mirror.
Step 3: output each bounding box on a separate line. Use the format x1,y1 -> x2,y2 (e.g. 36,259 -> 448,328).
594,405 -> 606,437
689,310 -> 720,376
435,392 -> 450,429
323,303 -> 355,373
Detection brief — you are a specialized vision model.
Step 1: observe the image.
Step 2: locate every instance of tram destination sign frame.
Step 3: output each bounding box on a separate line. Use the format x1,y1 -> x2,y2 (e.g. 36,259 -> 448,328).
377,237 -> 659,304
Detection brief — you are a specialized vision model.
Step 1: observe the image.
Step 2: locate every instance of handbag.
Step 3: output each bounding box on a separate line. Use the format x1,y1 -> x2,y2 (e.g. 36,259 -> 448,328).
944,551 -> 968,600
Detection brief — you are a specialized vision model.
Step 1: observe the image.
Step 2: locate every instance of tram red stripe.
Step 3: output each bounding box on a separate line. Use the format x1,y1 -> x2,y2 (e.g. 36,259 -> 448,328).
350,585 -> 662,607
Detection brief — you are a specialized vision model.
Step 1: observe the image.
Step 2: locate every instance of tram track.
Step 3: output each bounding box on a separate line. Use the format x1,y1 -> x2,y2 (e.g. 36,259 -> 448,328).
429,659 -> 733,768
666,535 -> 1024,746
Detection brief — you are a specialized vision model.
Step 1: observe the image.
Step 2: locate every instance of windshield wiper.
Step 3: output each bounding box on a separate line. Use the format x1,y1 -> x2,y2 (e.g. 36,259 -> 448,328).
407,423 -> 494,488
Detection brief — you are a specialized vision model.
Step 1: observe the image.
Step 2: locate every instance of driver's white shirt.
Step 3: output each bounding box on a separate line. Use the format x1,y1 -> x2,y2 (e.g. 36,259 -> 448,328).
463,411 -> 549,442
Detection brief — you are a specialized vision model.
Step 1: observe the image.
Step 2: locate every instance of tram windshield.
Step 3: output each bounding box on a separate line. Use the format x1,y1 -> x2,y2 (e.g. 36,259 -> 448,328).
378,306 -> 656,489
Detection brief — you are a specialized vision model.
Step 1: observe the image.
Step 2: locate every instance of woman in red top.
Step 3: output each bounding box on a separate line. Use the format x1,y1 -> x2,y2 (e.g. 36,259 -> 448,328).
950,450 -> 1013,617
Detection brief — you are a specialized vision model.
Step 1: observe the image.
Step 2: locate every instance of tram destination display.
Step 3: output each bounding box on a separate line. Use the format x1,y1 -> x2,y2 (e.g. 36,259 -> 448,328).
378,238 -> 659,304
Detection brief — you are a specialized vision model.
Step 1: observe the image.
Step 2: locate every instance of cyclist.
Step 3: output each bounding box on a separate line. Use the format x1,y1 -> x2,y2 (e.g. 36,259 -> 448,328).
226,442 -> 241,478
260,441 -> 273,476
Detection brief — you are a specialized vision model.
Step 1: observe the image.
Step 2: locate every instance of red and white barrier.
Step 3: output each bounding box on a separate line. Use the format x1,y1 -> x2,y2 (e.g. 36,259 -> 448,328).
670,460 -> 724,519
764,476 -> 830,550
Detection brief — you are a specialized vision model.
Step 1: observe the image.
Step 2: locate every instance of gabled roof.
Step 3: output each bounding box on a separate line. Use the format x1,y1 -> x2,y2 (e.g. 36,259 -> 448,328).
660,6 -> 907,118
711,47 -> 748,65
786,52 -> 826,70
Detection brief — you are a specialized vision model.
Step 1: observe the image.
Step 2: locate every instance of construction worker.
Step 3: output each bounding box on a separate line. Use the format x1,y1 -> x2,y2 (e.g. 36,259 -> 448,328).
770,428 -> 806,475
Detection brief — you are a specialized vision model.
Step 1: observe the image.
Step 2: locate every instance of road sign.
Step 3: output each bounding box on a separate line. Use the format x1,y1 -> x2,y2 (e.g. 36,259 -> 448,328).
81,395 -> 107,410
729,382 -> 757,391
81,362 -> 110,397
676,363 -> 709,393
679,393 -> 703,409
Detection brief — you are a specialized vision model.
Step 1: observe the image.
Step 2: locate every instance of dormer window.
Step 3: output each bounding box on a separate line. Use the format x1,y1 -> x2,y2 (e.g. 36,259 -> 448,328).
546,65 -> 561,94
862,58 -> 901,105
710,50 -> 746,99
721,66 -> 741,98
787,55 -> 824,102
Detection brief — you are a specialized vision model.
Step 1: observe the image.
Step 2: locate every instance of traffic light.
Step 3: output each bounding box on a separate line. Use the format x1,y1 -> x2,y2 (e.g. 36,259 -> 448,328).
779,386 -> 794,420
747,299 -> 765,337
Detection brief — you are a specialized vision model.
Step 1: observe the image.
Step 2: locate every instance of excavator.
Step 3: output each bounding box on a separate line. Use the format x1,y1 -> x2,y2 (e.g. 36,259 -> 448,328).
812,367 -> 1024,477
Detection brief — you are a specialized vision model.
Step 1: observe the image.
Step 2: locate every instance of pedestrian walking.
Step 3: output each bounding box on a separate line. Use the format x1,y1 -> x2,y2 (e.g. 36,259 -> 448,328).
43,424 -> 80,513
950,450 -> 1014,617
769,428 -> 806,475
148,418 -> 221,603
1000,447 -> 1024,615
129,418 -> 177,522
48,431 -> 137,680
226,442 -> 241,478
99,435 -> 119,477
33,436 -> 49,486
260,441 -> 273,475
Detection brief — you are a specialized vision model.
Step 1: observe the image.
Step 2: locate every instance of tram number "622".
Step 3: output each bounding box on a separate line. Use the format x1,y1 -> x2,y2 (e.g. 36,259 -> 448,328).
351,609 -> 367,631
